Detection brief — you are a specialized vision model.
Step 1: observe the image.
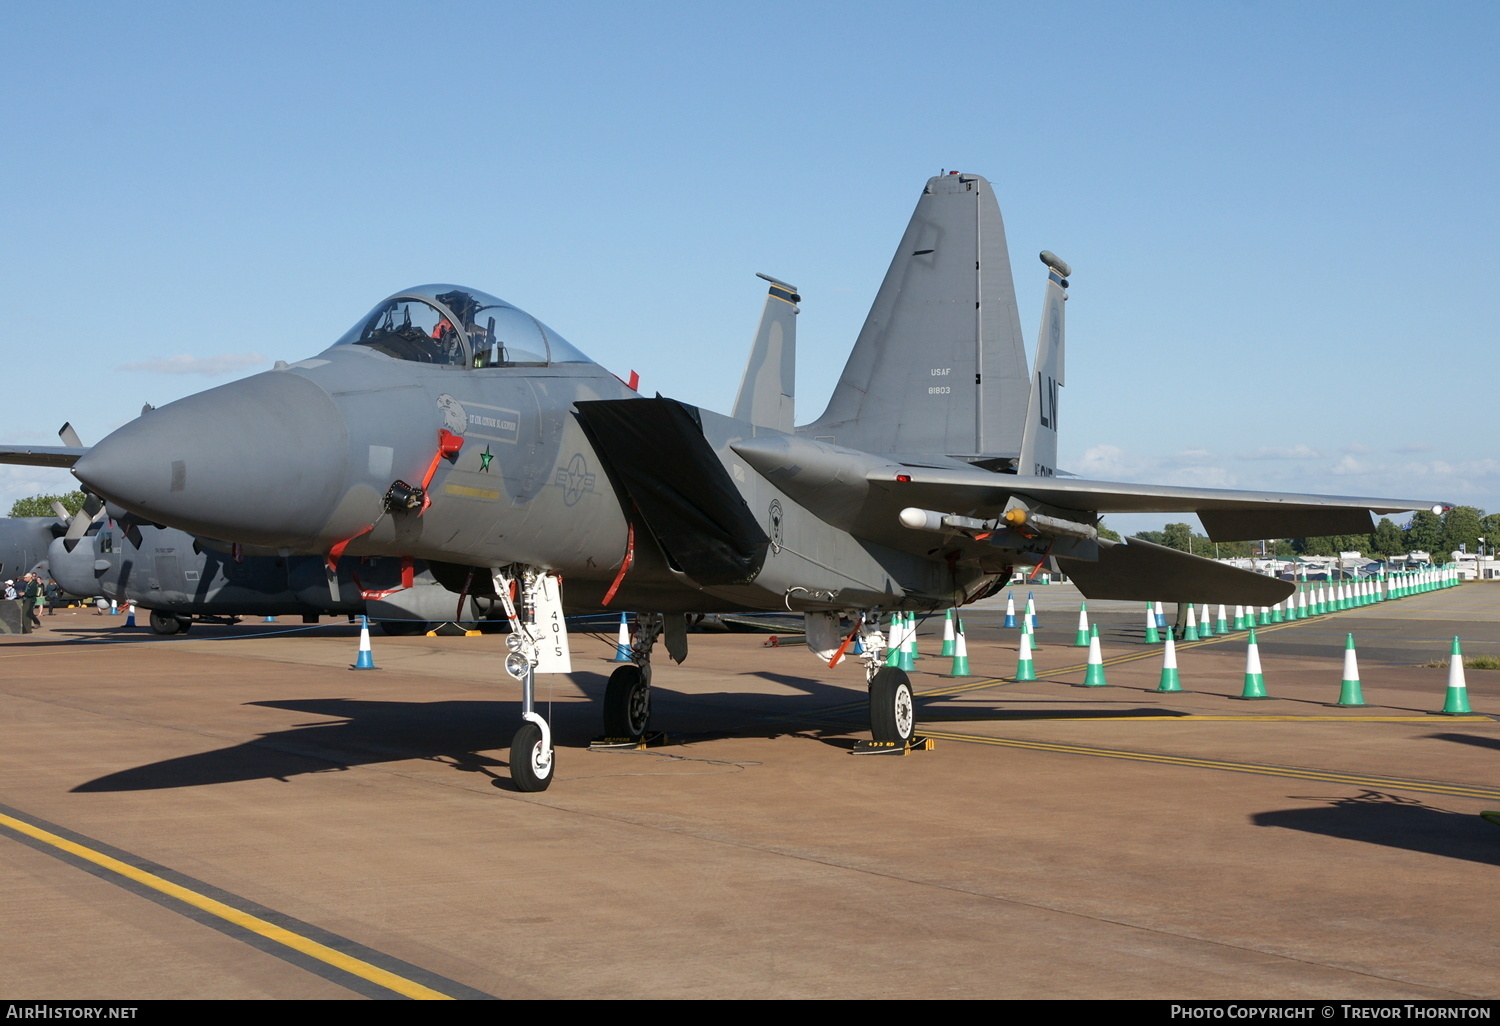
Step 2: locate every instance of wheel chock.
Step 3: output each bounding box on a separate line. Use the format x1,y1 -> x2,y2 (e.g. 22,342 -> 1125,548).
589,731 -> 669,751
852,735 -> 933,755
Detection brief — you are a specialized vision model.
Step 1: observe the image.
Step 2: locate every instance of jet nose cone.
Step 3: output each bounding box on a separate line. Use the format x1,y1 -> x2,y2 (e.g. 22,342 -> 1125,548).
75,371 -> 351,548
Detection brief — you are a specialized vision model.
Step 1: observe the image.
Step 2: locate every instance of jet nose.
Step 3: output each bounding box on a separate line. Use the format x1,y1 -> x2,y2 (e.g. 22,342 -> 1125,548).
75,371 -> 351,548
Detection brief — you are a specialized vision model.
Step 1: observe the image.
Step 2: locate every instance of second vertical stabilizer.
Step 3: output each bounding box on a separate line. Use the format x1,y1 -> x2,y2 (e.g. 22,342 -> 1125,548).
731,274 -> 799,434
1018,250 -> 1069,477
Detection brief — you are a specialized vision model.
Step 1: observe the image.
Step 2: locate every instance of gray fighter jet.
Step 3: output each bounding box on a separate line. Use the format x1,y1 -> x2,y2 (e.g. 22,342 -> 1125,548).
7,172 -> 1442,791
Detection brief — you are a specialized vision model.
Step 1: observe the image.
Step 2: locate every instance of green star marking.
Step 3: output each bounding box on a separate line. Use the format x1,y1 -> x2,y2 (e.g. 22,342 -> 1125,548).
479,446 -> 494,472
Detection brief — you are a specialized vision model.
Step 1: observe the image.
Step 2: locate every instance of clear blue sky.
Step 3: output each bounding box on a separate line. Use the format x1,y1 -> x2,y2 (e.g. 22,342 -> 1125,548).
3,2 -> 1496,535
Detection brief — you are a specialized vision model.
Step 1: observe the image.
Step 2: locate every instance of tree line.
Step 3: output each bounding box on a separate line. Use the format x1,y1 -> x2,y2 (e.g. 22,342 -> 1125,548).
1124,506 -> 1497,559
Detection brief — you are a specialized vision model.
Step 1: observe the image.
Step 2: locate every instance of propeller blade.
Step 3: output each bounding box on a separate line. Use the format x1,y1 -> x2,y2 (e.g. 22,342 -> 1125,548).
57,422 -> 84,448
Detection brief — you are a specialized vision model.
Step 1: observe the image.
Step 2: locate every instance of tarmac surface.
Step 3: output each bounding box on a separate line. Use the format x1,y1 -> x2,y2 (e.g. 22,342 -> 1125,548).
1,583 -> 1497,1000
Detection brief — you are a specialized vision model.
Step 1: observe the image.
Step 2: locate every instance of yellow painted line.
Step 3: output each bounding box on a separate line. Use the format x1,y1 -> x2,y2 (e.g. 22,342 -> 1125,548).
919,731 -> 1500,801
443,483 -> 502,501
0,811 -> 453,1000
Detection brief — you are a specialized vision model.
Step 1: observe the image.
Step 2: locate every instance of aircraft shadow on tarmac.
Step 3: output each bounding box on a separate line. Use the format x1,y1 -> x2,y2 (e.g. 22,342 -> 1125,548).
1427,731 -> 1500,753
70,698 -> 529,793
1253,790 -> 1500,867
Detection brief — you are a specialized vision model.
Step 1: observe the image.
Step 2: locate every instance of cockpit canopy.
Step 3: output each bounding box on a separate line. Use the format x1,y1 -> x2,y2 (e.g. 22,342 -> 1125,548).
333,285 -> 590,368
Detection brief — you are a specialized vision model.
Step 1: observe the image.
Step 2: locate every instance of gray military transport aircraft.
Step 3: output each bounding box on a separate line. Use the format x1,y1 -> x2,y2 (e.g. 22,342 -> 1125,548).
45,519 -> 497,635
2,172 -> 1442,791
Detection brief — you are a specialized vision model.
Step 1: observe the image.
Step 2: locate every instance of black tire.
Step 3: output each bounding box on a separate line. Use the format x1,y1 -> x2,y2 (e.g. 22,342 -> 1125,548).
869,667 -> 916,744
603,664 -> 651,738
149,610 -> 183,635
176,617 -> 192,634
511,721 -> 554,792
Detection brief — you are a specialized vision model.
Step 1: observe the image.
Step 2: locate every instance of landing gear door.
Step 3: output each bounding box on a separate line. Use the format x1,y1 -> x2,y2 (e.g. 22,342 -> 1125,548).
532,574 -> 572,674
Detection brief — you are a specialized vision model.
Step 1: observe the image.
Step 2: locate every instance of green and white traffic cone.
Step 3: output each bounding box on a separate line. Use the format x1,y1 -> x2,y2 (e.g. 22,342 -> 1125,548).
1197,603 -> 1213,637
940,608 -> 956,657
1183,603 -> 1199,642
1143,603 -> 1160,644
1216,604 -> 1229,634
1012,628 -> 1037,682
885,613 -> 902,667
1271,599 -> 1284,623
1156,629 -> 1182,693
1022,615 -> 1040,650
1237,629 -> 1268,699
946,618 -> 971,677
1336,633 -> 1365,706
1440,637 -> 1473,715
1232,604 -> 1246,630
1074,603 -> 1090,647
899,613 -> 917,671
1080,623 -> 1108,687
1025,593 -> 1040,631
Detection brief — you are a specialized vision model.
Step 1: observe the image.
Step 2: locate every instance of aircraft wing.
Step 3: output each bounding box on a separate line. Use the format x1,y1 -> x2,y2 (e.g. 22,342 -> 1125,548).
732,435 -> 1438,546
877,470 -> 1439,542
0,445 -> 89,468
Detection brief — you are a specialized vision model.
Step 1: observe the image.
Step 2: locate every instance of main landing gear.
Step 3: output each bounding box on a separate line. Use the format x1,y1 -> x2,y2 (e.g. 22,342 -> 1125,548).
596,613 -> 667,746
854,613 -> 921,754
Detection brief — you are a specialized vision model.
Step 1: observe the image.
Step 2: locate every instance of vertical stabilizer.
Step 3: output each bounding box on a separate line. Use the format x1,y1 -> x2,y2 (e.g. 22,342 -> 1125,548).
1018,251 -> 1069,477
732,273 -> 799,434
799,172 -> 1030,459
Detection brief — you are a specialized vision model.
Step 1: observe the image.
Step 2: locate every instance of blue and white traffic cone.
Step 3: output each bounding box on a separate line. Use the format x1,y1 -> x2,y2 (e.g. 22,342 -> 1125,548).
353,615 -> 376,670
264,615 -> 277,623
1154,601 -> 1166,629
612,612 -> 633,662
124,603 -> 136,628
109,599 -> 118,616
1003,592 -> 1018,629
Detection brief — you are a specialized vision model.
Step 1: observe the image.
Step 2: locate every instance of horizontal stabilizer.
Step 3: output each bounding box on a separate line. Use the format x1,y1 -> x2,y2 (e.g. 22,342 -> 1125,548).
574,398 -> 769,586
1058,537 -> 1294,606
1197,507 -> 1373,542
